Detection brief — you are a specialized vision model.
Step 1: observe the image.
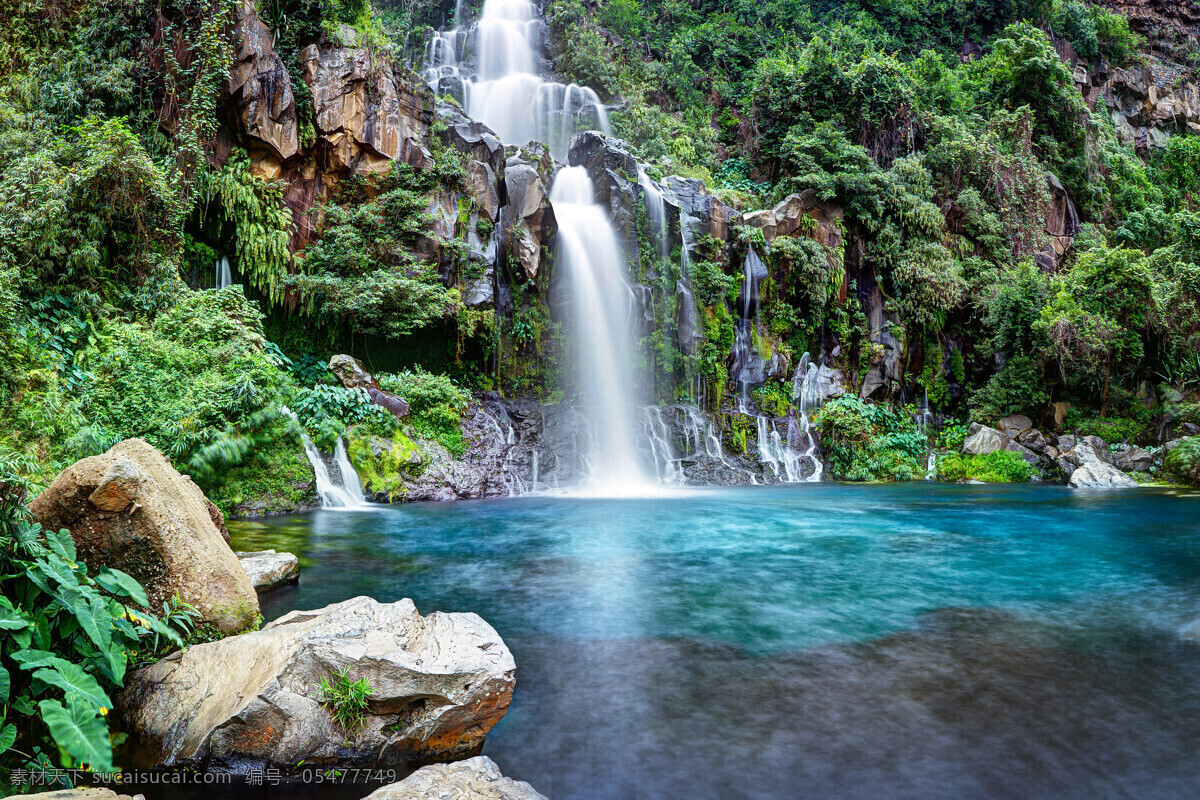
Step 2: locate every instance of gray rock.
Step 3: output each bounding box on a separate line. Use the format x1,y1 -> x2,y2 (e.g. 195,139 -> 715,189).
500,146 -> 555,283
1056,442 -> 1103,475
329,355 -> 410,419
1003,439 -> 1042,467
236,549 -> 300,593
1017,428 -> 1047,453
568,131 -> 640,258
364,756 -> 547,800
119,597 -> 515,772
1081,435 -> 1114,464
996,414 -> 1034,439
963,423 -> 1006,456
1055,434 -> 1077,452
1067,460 -> 1139,488
1111,444 -> 1155,473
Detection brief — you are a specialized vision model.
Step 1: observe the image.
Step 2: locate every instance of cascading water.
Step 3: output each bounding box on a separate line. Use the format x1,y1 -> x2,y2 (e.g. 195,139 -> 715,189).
637,164 -> 669,259
282,408 -> 369,508
790,353 -> 825,482
215,256 -> 232,290
551,166 -> 652,493
424,0 -> 609,160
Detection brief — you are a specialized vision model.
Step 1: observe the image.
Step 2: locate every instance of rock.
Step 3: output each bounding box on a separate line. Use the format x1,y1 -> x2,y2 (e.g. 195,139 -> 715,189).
568,131 -> 639,258
996,414 -> 1034,440
119,597 -> 515,772
1068,460 -> 1139,488
236,550 -> 300,593
1055,434 -> 1077,452
663,176 -> 737,242
364,756 -> 547,800
500,145 -> 555,283
229,0 -> 298,168
1081,435 -> 1114,465
299,36 -> 433,175
1052,401 -> 1071,428
328,355 -> 410,419
814,364 -> 849,402
1003,439 -> 1042,467
1017,428 -> 1047,453
1056,442 -> 1102,475
1111,444 -> 1155,473
962,423 -> 1006,456
437,101 -> 504,222
30,439 -> 258,634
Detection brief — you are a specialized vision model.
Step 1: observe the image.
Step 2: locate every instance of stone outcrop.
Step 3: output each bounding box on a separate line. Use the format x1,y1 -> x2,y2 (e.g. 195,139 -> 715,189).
568,131 -> 640,257
1068,460 -> 1139,488
30,439 -> 259,634
1111,444 -> 1155,472
437,101 -> 505,223
364,756 -> 547,800
236,550 -> 300,593
229,0 -> 298,167
963,423 -> 1006,456
328,354 -> 410,419
500,144 -> 555,283
119,597 -> 515,772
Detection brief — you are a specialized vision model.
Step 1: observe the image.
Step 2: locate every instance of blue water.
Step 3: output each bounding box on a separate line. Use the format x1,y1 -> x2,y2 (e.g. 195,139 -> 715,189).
231,483 -> 1200,799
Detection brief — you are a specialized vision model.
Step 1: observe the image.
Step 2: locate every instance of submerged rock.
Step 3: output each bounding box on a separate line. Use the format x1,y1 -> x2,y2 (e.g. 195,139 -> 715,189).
119,597 -> 515,772
1068,460 -> 1139,488
364,756 -> 547,800
30,439 -> 259,634
236,549 -> 300,593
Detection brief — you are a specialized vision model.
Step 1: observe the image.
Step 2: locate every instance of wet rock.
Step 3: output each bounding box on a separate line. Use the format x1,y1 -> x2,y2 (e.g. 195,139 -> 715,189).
857,272 -> 903,400
963,423 -> 1006,456
1068,460 -> 1139,488
1055,434 -> 1077,452
437,101 -> 504,222
328,355 -> 410,419
236,549 -> 300,593
29,439 -> 258,634
1111,444 -> 1155,473
663,176 -> 736,242
365,756 -> 547,800
568,131 -> 639,257
501,145 -> 555,284
1018,428 -> 1048,454
119,597 -> 515,772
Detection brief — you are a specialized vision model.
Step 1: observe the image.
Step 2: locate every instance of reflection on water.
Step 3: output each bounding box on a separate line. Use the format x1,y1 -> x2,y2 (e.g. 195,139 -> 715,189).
223,484 -> 1200,799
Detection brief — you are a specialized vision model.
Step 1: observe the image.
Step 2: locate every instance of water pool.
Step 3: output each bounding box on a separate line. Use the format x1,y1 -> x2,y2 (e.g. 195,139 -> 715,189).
227,483 -> 1200,799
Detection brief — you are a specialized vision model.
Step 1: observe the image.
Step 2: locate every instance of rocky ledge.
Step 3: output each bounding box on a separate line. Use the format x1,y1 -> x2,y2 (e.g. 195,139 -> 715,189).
118,596 -> 515,772
236,549 -> 300,593
366,756 -> 547,800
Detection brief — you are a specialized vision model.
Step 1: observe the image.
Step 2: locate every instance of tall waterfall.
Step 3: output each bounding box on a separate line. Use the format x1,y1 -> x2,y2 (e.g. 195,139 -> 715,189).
424,0 -> 609,159
551,167 -> 652,493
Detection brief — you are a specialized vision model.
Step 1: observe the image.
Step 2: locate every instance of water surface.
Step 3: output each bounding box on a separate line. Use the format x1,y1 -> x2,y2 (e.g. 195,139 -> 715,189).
231,484 -> 1200,799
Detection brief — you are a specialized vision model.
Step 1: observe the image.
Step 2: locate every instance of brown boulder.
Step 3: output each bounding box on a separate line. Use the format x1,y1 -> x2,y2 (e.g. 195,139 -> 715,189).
30,439 -> 259,634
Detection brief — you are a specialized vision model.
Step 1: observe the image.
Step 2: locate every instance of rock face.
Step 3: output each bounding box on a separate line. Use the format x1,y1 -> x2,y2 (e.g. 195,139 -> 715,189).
328,354 -> 410,419
119,597 -> 515,772
568,131 -> 639,258
364,756 -> 547,800
963,423 -> 1006,456
236,550 -> 300,593
1111,444 -> 1155,472
501,144 -> 555,284
1068,460 -> 1139,489
30,439 -> 259,634
229,0 -> 298,167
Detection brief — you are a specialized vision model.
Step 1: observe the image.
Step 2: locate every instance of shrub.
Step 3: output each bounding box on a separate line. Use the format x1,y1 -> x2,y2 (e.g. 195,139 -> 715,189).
377,369 -> 470,455
937,450 -> 1033,482
817,395 -> 925,482
1076,415 -> 1144,444
319,667 -> 373,734
1164,437 -> 1200,487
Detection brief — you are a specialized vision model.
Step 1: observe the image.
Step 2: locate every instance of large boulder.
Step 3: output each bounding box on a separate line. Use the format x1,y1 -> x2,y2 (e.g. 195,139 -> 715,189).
1111,444 -> 1155,473
962,423 -> 1006,456
236,550 -> 299,593
119,597 -> 514,772
501,144 -> 555,284
996,414 -> 1034,440
364,756 -> 547,800
30,439 -> 258,634
1068,460 -> 1139,488
328,354 -> 410,419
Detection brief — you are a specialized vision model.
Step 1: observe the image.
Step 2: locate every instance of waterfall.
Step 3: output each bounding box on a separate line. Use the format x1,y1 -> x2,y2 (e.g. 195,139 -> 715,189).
215,256 -> 232,290
282,408 -> 370,508
637,165 -> 669,259
790,353 -> 825,483
552,166 -> 652,493
732,248 -> 767,411
424,0 -> 609,160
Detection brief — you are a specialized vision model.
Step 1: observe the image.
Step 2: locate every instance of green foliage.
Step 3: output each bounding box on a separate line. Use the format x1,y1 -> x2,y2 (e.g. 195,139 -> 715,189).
0,457 -> 183,780
319,667 -> 373,734
817,395 -> 925,481
291,384 -> 394,449
1076,415 -> 1144,445
1164,437 -> 1200,487
937,449 -> 1033,482
377,369 -> 470,455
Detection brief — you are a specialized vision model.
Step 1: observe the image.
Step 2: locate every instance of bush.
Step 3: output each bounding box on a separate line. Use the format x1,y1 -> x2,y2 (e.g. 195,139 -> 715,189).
1076,415 -> 1144,444
377,369 -> 470,455
937,450 -> 1033,482
1164,437 -> 1200,487
817,395 -> 925,481
0,456 -> 184,782
319,667 -> 373,734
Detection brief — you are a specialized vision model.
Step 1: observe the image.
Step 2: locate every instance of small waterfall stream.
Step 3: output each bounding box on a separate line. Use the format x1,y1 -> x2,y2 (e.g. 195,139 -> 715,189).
283,408 -> 370,508
215,256 -> 232,290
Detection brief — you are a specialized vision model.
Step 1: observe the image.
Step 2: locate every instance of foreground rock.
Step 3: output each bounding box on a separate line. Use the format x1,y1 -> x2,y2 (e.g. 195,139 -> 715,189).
27,791 -> 140,800
365,756 -> 547,800
236,549 -> 299,593
1067,460 -> 1139,488
119,597 -> 515,772
30,439 -> 259,634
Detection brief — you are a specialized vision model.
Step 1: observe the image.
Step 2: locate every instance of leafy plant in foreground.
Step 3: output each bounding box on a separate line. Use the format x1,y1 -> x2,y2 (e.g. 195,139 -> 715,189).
319,667 -> 373,734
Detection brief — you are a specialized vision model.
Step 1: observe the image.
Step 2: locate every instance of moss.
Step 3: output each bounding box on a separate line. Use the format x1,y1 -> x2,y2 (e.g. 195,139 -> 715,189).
347,427 -> 424,501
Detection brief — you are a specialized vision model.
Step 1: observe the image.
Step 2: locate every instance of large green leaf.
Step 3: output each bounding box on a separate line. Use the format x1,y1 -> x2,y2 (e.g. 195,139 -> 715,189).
0,598 -> 30,631
45,528 -> 77,564
0,664 -> 8,704
93,568 -> 149,607
38,696 -> 113,771
11,649 -> 59,670
0,723 -> 16,755
33,661 -> 112,710
71,595 -> 112,656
